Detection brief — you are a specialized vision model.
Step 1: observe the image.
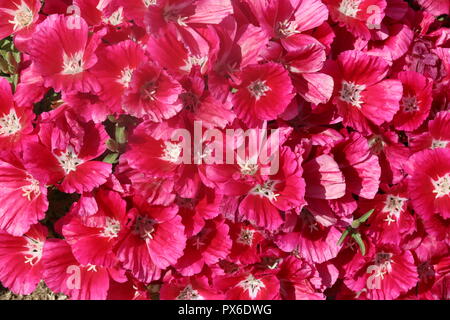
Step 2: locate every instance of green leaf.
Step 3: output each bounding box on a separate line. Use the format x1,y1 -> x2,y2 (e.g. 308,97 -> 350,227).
337,228 -> 351,246
103,153 -> 119,164
106,139 -> 119,152
115,126 -> 127,145
352,232 -> 366,256
107,115 -> 118,123
351,209 -> 374,228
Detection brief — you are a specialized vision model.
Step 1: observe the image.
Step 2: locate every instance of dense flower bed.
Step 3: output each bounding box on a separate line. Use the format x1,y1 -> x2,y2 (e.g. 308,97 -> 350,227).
0,0 -> 448,300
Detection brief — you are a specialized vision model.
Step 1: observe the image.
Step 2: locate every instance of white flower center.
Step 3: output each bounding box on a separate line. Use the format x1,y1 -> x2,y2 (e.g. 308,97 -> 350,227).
0,109 -> 21,136
161,141 -> 182,163
118,67 -> 134,88
372,252 -> 393,279
133,216 -> 156,240
143,0 -> 157,7
86,264 -> 97,272
339,80 -> 365,108
62,51 -> 85,75
104,7 -> 124,26
180,55 -> 208,73
163,4 -> 189,26
8,1 -> 34,31
238,159 -> 259,176
24,236 -> 44,266
237,275 -> 265,299
176,284 -> 204,300
250,180 -> 280,201
141,81 -> 157,101
431,139 -> 449,149
432,173 -> 450,198
401,95 -> 419,113
247,80 -> 270,100
382,195 -> 408,225
237,228 -> 255,246
277,20 -> 299,38
338,0 -> 362,18
21,176 -> 41,201
57,147 -> 84,174
100,217 -> 120,239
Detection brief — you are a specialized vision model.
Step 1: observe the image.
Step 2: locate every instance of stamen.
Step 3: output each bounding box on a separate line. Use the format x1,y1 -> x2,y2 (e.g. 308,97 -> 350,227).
432,173 -> 450,198
118,67 -> 134,88
100,217 -> 121,239
23,236 -> 44,266
133,216 -> 156,240
431,139 -> 449,149
277,20 -> 300,38
382,195 -> 408,225
237,274 -> 265,299
0,109 -> 21,136
250,180 -> 280,201
8,1 -> 34,31
339,80 -> 365,108
21,176 -> 41,201
141,81 -> 157,101
338,0 -> 362,18
104,7 -> 124,26
143,0 -> 157,7
237,228 -> 255,246
161,141 -> 182,163
176,284 -> 204,300
86,264 -> 97,272
62,51 -> 85,75
238,159 -> 259,176
247,80 -> 270,100
372,252 -> 393,279
180,55 -> 208,73
401,95 -> 419,113
56,147 -> 83,174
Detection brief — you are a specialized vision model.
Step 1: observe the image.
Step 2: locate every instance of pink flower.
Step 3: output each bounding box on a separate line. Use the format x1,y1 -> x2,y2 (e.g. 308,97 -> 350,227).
114,198 -> 186,283
42,239 -> 126,300
0,224 -> 47,295
409,111 -> 450,152
275,211 -> 342,264
23,106 -> 112,193
29,14 -> 104,93
160,274 -> 224,300
283,36 -> 334,105
324,0 -> 387,40
342,243 -> 418,300
407,148 -> 450,223
62,189 -> 127,267
392,71 -> 433,131
331,132 -> 381,199
123,62 -> 183,121
0,0 -> 41,41
332,50 -> 403,133
0,152 -> 48,236
0,77 -> 35,150
238,147 -> 306,230
359,183 -> 416,246
232,62 -> 294,127
91,40 -> 147,116
246,0 -> 329,44
276,255 -> 325,300
417,0 -> 449,16
175,218 -> 231,276
215,269 -> 280,300
228,222 -> 265,265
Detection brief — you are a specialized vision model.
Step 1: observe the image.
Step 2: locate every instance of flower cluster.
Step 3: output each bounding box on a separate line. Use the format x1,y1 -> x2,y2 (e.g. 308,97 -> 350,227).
0,0 -> 448,300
